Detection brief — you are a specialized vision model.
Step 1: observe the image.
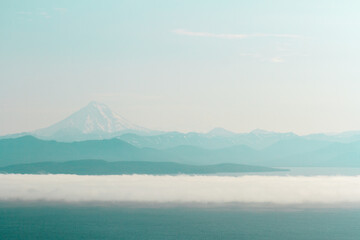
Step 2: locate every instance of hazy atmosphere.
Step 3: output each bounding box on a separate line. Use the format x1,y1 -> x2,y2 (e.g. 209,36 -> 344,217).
3,174 -> 360,204
2,1 -> 360,240
2,0 -> 360,135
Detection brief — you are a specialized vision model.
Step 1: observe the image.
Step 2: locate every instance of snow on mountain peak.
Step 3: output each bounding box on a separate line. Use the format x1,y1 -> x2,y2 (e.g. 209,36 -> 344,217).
34,102 -> 148,137
87,101 -> 108,109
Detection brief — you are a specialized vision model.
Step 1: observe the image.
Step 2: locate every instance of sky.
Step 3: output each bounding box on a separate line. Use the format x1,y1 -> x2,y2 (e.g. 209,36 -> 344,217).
1,0 -> 360,135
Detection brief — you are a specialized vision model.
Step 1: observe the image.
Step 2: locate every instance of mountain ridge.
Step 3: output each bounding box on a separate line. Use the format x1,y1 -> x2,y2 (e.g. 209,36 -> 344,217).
1,102 -> 360,148
1,135 -> 360,167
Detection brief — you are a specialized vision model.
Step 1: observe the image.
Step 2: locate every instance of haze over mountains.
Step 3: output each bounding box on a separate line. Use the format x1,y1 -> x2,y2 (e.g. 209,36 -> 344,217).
1,102 -> 360,172
1,135 -> 359,168
2,101 -> 360,149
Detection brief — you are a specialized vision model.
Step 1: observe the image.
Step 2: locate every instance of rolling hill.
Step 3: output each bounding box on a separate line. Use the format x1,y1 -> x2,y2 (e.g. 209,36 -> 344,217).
0,159 -> 286,175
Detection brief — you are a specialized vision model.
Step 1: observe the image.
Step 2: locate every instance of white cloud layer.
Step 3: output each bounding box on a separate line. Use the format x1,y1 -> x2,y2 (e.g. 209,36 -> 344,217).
173,29 -> 301,39
2,174 -> 360,204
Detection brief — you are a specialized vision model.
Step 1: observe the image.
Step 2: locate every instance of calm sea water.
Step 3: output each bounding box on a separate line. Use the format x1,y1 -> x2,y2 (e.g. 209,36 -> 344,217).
1,204 -> 360,240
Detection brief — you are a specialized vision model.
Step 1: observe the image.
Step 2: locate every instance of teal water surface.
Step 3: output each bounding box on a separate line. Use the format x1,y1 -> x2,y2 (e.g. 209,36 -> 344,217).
1,204 -> 360,240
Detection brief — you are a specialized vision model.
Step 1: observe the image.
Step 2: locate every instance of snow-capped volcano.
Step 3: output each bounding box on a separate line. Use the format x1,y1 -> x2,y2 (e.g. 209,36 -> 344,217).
33,102 -> 152,141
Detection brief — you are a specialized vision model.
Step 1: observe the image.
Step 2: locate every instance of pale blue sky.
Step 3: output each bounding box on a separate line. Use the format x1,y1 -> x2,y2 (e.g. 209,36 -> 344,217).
1,0 -> 360,135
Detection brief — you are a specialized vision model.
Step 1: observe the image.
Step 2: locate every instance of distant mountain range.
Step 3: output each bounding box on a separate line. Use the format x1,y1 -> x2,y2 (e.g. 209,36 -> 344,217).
1,101 -> 360,169
2,102 -> 360,150
117,130 -> 297,150
1,135 -> 359,167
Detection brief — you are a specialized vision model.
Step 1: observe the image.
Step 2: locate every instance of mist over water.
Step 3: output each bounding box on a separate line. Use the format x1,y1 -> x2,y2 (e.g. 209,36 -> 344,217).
2,174 -> 360,205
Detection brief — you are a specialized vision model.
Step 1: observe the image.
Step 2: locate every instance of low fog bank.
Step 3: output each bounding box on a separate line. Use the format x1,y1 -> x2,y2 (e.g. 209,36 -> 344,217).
2,174 -> 360,204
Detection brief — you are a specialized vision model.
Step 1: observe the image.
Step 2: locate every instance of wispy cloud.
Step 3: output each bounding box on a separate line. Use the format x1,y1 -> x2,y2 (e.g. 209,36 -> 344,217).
270,57 -> 284,63
2,174 -> 360,205
173,29 -> 305,63
39,12 -> 50,18
54,8 -> 67,13
173,29 -> 302,40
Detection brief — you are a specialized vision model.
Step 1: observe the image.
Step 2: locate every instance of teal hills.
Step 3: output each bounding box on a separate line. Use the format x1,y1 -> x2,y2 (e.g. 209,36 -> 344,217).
0,159 -> 284,175
0,135 -> 359,168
